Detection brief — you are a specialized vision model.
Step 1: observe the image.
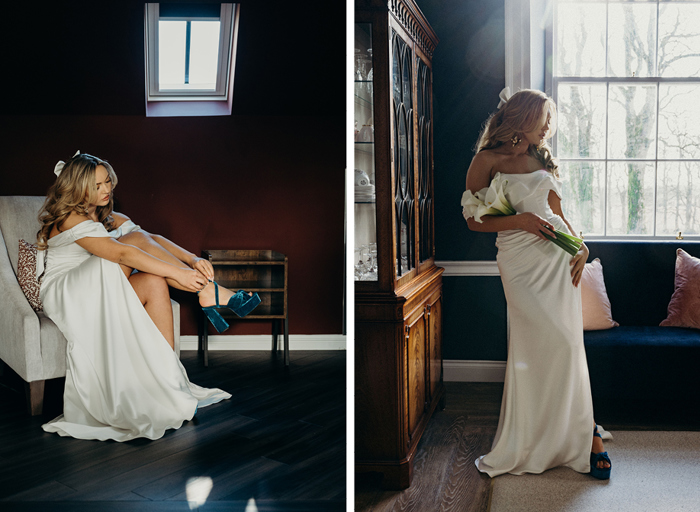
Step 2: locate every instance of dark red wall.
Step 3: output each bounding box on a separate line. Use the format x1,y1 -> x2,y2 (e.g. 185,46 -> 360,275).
0,1 -> 345,336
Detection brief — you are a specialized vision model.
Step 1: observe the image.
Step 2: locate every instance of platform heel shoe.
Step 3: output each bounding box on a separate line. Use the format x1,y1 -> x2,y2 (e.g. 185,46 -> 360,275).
200,282 -> 261,333
590,425 -> 612,480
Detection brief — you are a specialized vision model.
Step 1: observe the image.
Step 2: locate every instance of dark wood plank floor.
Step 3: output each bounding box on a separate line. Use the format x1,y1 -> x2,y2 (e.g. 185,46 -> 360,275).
355,382 -> 501,512
0,350 -> 346,512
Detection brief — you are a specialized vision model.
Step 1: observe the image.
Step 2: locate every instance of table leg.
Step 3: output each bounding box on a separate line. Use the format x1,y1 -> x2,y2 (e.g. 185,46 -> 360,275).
272,319 -> 279,353
284,316 -> 289,366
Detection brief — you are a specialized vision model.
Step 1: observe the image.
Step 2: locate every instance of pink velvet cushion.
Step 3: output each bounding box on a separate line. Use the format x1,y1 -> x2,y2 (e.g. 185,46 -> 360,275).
660,249 -> 700,329
581,258 -> 619,331
17,239 -> 43,312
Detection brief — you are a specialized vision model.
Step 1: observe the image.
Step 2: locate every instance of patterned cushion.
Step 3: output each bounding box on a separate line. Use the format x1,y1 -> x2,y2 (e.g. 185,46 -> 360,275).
17,239 -> 43,311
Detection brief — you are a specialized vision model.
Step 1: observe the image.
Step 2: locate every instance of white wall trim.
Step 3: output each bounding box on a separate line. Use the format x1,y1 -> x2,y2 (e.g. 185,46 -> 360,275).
504,0 -> 531,92
436,260 -> 500,276
180,334 -> 347,351
444,360 -> 506,382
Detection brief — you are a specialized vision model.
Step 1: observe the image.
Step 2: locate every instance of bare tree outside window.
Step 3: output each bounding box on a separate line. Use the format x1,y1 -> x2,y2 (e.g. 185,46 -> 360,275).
554,0 -> 700,238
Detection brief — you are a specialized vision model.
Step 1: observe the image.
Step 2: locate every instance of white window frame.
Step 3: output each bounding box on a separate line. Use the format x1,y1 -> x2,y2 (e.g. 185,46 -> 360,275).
507,0 -> 700,241
144,3 -> 239,116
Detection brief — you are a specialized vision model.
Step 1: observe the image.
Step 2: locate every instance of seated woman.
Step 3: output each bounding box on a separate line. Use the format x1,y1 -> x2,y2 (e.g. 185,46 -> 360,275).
36,151 -> 260,442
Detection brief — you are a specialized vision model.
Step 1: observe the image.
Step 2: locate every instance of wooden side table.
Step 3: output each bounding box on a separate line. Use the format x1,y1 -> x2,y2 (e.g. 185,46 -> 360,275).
198,250 -> 289,366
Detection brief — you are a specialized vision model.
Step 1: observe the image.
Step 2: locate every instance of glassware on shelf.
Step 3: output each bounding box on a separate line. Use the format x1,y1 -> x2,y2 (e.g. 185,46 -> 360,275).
366,243 -> 378,280
366,49 -> 373,82
358,124 -> 374,142
355,49 -> 364,81
355,243 -> 379,281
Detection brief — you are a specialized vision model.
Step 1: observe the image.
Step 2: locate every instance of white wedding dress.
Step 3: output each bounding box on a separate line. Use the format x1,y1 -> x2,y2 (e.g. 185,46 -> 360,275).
474,170 -> 594,476
39,219 -> 231,442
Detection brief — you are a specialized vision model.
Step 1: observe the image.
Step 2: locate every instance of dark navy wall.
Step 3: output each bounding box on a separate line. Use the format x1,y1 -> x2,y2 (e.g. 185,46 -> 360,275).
419,0 -> 505,262
417,0 -> 507,361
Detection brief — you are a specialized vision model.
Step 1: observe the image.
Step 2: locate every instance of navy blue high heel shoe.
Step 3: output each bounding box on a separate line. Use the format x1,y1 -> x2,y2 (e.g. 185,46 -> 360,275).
590,425 -> 612,480
200,282 -> 261,333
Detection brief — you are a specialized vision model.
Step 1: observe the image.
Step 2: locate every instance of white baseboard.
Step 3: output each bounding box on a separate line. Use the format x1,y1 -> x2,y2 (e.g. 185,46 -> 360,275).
179,334 -> 346,351
436,260 -> 500,276
444,360 -> 506,382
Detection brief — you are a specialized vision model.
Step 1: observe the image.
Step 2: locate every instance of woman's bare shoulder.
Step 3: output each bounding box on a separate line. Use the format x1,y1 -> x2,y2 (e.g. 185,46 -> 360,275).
467,151 -> 497,190
50,212 -> 90,238
112,212 -> 131,228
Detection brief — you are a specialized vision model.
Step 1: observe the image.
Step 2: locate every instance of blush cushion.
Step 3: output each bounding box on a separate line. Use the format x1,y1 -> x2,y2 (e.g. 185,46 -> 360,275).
581,258 -> 618,331
660,249 -> 700,329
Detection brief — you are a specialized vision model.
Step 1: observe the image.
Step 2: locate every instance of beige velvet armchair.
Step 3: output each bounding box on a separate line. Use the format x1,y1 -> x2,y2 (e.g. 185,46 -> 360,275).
0,196 -> 180,415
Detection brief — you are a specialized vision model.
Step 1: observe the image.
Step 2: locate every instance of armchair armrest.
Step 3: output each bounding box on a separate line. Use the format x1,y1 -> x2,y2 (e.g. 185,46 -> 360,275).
0,234 -> 42,381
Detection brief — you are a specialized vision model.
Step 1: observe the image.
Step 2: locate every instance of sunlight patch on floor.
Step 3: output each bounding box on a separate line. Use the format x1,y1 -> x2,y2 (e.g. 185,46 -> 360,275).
186,476 -> 213,509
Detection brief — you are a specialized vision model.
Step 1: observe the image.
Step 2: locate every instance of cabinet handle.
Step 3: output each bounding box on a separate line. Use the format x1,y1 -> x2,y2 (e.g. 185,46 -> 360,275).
426,304 -> 431,317
405,324 -> 410,340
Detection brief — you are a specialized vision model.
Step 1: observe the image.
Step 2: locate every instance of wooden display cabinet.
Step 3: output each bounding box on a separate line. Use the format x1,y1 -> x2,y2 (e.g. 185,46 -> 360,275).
355,0 -> 444,490
198,250 -> 288,367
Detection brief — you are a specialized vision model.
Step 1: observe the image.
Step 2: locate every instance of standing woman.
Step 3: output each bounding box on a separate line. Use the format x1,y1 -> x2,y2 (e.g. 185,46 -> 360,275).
37,152 -> 259,442
462,89 -> 611,479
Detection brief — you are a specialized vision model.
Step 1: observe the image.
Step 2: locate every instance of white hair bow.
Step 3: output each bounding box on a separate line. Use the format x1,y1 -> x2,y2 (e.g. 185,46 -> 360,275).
54,150 -> 81,177
497,87 -> 511,109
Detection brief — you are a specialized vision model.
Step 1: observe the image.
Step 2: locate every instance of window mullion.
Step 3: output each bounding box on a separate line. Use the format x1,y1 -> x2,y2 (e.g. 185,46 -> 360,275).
653,0 -> 660,236
185,21 -> 191,85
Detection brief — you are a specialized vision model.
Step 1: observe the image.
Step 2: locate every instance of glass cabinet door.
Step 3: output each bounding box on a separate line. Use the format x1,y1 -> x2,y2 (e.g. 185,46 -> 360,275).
392,30 -> 415,278
417,57 -> 433,263
354,23 -> 378,281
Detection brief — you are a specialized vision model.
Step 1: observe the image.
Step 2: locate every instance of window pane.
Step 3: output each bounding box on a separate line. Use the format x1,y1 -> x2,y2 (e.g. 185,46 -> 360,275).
557,83 -> 607,158
560,161 -> 605,236
607,162 -> 655,235
158,21 -> 187,89
556,2 -> 606,77
658,3 -> 700,78
189,21 -> 221,89
608,84 -> 657,159
656,162 -> 700,236
607,3 -> 656,78
658,84 -> 700,159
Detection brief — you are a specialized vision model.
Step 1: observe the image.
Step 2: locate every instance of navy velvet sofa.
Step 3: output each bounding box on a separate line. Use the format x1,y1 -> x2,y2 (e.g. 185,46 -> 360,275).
584,241 -> 700,426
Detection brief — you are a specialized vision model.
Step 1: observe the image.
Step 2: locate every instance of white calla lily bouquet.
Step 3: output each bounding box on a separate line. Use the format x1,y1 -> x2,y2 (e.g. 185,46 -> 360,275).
461,175 -> 583,257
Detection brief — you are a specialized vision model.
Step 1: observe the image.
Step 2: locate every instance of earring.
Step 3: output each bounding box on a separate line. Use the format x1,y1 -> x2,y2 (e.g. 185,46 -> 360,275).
511,134 -> 521,147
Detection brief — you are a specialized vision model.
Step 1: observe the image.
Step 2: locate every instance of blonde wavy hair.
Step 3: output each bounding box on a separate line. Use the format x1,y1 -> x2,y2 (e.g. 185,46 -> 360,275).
475,89 -> 559,178
37,153 -> 118,250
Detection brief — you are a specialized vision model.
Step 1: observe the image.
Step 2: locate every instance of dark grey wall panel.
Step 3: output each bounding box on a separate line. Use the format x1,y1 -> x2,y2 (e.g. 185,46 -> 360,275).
443,276 -> 508,361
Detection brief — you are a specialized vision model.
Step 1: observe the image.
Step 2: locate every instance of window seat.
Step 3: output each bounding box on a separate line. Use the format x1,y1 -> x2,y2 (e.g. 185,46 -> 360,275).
583,241 -> 700,426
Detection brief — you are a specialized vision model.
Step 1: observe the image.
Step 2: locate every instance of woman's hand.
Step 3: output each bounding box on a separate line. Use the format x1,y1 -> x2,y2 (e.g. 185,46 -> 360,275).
516,212 -> 558,241
191,257 -> 215,282
175,268 -> 209,292
570,243 -> 589,287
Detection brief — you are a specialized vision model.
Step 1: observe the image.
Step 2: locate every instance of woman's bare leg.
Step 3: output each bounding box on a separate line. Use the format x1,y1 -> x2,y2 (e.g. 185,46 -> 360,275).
118,231 -> 192,291
118,230 -> 249,306
128,272 -> 174,349
592,420 -> 610,469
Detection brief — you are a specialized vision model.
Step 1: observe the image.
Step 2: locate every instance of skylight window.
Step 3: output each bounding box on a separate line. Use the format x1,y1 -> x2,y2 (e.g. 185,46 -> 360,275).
145,3 -> 239,116
158,20 -> 220,90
